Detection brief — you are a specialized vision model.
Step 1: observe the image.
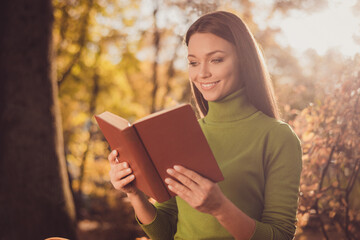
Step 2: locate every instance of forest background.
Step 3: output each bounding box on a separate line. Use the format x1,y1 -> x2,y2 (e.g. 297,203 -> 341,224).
1,0 -> 360,239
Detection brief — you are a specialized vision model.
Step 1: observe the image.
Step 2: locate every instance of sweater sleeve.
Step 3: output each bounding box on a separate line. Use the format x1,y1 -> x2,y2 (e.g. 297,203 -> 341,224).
250,123 -> 302,240
137,197 -> 178,240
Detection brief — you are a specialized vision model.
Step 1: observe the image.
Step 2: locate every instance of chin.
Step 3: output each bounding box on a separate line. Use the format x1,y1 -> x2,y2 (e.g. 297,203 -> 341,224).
203,94 -> 222,102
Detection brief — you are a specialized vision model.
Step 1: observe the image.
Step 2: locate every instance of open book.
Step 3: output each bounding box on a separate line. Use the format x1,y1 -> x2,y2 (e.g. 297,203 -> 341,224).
95,104 -> 224,203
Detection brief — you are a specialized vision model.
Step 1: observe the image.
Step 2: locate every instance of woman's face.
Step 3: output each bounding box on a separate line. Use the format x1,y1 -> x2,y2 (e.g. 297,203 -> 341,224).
187,33 -> 242,102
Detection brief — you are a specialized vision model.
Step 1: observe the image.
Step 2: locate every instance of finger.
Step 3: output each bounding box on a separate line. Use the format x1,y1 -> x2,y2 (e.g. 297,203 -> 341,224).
112,161 -> 129,172
108,150 -> 119,165
109,164 -> 131,179
166,168 -> 199,191
173,165 -> 209,185
168,166 -> 201,188
113,174 -> 135,190
114,167 -> 133,181
165,177 -> 192,199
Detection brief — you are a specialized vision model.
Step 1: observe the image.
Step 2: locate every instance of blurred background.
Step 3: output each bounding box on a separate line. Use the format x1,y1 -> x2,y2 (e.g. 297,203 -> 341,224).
1,0 -> 360,239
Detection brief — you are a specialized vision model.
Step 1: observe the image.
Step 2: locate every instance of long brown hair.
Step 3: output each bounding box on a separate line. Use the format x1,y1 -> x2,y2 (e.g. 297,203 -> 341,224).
185,11 -> 280,119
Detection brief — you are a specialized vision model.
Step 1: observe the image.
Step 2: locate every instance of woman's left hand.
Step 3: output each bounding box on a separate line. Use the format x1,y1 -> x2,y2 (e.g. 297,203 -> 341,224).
165,165 -> 226,216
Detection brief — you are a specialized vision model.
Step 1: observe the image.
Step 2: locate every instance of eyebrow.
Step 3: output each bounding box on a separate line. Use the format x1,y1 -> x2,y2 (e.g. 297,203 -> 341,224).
187,50 -> 226,58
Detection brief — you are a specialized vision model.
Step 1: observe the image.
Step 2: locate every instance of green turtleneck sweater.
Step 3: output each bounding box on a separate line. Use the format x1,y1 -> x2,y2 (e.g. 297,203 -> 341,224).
139,88 -> 302,240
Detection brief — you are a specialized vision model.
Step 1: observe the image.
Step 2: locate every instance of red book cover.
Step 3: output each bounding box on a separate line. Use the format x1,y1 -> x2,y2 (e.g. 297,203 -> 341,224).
95,104 -> 224,202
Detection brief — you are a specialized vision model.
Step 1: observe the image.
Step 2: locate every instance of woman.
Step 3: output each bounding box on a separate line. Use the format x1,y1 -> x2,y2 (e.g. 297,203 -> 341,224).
108,11 -> 302,240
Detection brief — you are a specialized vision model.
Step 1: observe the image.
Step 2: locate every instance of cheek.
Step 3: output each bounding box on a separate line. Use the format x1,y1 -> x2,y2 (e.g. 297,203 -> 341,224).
188,68 -> 197,81
226,61 -> 236,74
214,63 -> 233,79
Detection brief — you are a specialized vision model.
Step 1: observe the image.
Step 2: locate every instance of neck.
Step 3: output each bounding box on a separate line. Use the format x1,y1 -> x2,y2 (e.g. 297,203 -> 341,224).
204,88 -> 258,123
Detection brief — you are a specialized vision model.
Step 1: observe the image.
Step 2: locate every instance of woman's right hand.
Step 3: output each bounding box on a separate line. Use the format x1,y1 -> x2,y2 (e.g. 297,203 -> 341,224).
108,150 -> 156,224
108,150 -> 139,194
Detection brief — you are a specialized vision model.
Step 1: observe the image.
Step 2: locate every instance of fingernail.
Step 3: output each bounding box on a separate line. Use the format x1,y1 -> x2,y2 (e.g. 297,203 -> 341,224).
165,178 -> 171,183
130,174 -> 135,179
123,162 -> 127,168
167,169 -> 174,174
174,165 -> 181,171
126,168 -> 131,173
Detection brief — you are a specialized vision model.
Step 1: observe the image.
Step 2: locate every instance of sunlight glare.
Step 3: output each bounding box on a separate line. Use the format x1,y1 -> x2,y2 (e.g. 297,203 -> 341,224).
270,0 -> 360,56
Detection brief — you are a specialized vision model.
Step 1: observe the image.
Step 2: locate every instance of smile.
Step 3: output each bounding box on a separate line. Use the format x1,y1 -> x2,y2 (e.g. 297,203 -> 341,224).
200,80 -> 220,90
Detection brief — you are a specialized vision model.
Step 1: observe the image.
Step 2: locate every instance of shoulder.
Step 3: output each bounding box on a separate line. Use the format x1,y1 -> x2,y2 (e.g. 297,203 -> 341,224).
268,119 -> 300,142
255,112 -> 301,147
257,112 -> 300,142
261,116 -> 302,168
268,120 -> 301,149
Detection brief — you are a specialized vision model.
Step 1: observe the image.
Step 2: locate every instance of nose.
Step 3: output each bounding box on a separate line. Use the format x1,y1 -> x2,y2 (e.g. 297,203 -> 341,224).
199,63 -> 211,78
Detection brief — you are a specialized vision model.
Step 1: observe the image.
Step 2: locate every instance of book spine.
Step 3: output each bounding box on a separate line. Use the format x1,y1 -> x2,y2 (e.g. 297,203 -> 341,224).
122,127 -> 170,203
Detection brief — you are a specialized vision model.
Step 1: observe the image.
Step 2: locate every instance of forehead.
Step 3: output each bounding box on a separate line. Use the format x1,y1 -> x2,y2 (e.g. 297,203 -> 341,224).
187,33 -> 234,55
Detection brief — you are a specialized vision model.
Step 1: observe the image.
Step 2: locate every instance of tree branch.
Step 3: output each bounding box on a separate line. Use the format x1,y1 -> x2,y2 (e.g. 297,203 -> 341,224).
150,4 -> 160,113
76,48 -> 101,218
57,0 -> 94,87
160,36 -> 183,109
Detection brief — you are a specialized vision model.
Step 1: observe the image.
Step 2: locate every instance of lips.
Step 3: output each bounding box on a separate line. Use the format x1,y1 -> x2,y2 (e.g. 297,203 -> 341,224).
199,80 -> 220,90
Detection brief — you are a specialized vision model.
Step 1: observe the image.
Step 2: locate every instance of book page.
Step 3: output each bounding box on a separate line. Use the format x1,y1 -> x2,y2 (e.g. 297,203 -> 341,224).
96,111 -> 130,130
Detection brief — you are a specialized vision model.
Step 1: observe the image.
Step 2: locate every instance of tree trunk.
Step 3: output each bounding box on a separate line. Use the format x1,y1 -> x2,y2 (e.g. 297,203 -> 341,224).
0,0 -> 77,239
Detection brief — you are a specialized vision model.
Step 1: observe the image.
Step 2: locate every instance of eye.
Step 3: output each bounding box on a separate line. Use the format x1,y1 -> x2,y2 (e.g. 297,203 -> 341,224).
211,58 -> 223,64
188,61 -> 199,67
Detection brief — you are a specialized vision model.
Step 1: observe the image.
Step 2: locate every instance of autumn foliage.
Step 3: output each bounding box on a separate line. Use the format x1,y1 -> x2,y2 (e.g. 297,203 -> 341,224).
49,0 -> 360,239
292,68 -> 360,239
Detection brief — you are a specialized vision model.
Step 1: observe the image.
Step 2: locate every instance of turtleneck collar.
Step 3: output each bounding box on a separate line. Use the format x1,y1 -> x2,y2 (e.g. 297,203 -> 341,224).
204,87 -> 258,123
